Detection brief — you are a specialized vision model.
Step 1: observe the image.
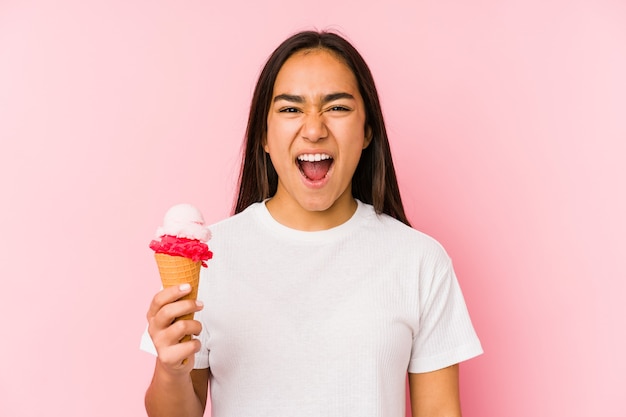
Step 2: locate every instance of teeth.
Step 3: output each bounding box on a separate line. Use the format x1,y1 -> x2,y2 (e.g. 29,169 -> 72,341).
297,153 -> 332,162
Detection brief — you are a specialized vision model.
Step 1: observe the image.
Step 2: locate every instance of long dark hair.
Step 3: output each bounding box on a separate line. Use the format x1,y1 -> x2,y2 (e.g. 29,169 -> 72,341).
233,30 -> 410,226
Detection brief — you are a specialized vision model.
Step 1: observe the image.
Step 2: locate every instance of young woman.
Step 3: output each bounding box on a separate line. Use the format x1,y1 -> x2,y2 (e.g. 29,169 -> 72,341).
142,30 -> 482,417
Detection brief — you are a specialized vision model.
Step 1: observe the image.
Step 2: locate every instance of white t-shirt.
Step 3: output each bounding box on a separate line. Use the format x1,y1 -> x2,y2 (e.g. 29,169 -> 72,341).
141,200 -> 482,416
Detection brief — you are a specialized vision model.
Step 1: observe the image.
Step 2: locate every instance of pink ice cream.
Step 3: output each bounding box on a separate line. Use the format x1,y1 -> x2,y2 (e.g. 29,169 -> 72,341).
149,203 -> 213,265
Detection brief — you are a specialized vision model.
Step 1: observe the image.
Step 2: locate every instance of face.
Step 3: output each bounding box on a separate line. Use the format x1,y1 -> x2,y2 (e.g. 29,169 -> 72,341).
264,49 -> 372,229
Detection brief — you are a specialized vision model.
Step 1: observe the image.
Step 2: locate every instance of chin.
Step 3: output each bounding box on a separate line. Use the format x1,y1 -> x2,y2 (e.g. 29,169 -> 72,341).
304,191 -> 354,213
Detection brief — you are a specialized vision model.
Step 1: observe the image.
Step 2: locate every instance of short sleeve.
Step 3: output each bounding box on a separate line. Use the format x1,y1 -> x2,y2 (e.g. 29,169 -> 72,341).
139,327 -> 157,355
408,257 -> 483,373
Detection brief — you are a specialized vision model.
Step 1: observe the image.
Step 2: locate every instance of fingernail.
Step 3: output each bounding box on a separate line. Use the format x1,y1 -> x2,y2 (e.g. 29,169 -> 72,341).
179,283 -> 191,291
196,300 -> 204,307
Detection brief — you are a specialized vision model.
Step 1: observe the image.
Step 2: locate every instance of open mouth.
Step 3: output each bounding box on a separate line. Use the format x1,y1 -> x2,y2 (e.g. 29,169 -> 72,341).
296,153 -> 334,181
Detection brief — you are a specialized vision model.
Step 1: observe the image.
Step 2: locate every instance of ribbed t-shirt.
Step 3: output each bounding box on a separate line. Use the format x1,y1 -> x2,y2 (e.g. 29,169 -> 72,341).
141,200 -> 482,416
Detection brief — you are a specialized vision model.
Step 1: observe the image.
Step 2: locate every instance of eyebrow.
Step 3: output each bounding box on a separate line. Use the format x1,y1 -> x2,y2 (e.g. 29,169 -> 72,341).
273,92 -> 355,104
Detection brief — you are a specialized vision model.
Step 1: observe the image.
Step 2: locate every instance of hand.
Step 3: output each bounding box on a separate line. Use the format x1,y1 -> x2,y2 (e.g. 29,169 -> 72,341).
146,284 -> 204,375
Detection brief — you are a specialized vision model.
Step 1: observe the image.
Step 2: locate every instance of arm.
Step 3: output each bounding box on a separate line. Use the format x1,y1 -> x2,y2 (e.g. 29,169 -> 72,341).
145,363 -> 209,417
408,364 -> 461,417
144,285 -> 209,417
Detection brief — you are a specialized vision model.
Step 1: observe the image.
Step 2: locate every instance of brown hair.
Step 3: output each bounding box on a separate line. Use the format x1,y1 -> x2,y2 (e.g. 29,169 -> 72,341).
233,30 -> 410,226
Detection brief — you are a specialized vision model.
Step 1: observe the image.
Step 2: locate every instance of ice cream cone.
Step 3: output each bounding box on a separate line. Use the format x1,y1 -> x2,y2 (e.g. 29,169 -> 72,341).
154,252 -> 201,343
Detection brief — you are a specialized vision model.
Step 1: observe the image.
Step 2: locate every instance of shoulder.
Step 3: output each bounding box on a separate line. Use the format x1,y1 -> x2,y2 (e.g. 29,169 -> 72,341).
357,201 -> 451,266
208,202 -> 262,232
203,203 -> 265,250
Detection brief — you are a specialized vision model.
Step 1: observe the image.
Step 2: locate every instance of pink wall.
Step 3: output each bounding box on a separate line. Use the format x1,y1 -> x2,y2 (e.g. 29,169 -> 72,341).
1,1 -> 624,416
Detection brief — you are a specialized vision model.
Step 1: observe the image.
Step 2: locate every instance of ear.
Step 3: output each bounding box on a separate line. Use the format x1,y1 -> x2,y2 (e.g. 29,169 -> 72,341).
363,125 -> 373,149
263,134 -> 269,153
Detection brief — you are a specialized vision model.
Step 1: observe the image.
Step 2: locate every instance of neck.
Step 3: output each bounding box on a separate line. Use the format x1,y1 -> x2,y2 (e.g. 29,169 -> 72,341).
265,191 -> 357,231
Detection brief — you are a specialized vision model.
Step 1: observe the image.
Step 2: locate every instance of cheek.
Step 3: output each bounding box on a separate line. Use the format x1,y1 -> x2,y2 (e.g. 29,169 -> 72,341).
336,122 -> 367,148
266,121 -> 301,153
264,131 -> 290,159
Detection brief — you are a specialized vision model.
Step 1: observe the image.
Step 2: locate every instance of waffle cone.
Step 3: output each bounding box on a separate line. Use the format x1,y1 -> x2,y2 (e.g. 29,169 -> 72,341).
154,253 -> 201,343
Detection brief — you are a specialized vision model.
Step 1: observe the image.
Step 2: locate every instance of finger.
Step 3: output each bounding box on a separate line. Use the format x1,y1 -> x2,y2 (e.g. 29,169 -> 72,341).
162,319 -> 203,344
149,299 -> 204,331
146,284 -> 193,319
156,338 -> 201,371
150,318 -> 203,349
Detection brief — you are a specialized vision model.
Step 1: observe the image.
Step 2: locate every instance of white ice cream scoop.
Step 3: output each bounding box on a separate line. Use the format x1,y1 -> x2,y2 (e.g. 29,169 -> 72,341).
155,203 -> 212,242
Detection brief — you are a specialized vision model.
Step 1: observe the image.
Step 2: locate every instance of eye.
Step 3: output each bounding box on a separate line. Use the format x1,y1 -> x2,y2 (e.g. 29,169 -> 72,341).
279,107 -> 300,113
328,105 -> 350,112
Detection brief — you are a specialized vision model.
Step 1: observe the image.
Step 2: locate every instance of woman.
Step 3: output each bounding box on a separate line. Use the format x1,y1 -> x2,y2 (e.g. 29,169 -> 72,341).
143,30 -> 482,417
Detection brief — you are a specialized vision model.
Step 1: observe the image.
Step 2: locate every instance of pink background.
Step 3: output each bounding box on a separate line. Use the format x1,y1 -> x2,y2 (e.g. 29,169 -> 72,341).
1,1 -> 624,416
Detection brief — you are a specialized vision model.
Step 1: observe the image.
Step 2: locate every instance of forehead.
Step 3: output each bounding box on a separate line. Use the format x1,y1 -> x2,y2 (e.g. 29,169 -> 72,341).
273,49 -> 359,94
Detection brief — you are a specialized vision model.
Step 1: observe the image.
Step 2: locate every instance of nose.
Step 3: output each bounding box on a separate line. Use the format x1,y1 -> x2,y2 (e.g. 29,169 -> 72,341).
300,112 -> 328,142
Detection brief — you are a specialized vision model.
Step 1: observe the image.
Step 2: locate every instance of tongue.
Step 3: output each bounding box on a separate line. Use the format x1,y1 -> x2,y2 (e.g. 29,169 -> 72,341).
300,159 -> 332,181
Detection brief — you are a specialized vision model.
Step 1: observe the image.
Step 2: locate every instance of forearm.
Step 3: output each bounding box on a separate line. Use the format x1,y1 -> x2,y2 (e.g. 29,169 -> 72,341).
145,360 -> 205,417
